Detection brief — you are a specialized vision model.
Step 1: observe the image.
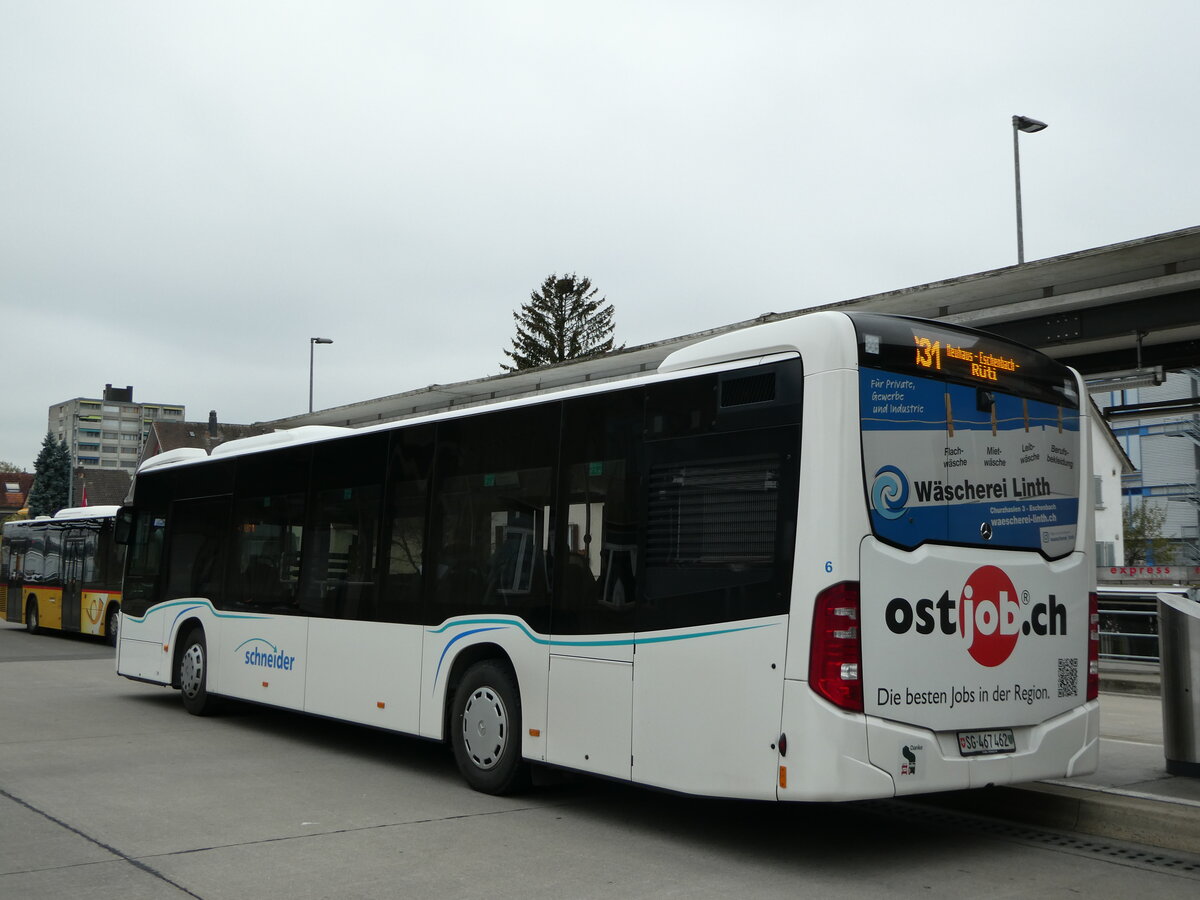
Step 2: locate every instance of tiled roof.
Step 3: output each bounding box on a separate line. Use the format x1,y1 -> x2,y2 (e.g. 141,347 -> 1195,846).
73,469 -> 132,507
1,471 -> 34,512
144,419 -> 274,460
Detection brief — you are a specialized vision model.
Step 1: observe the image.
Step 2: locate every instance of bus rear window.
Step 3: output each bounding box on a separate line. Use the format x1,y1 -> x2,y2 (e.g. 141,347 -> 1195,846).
852,314 -> 1081,559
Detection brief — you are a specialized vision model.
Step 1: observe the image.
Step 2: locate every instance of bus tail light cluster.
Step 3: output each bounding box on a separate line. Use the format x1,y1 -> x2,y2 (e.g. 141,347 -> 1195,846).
809,581 -> 862,713
1087,591 -> 1099,701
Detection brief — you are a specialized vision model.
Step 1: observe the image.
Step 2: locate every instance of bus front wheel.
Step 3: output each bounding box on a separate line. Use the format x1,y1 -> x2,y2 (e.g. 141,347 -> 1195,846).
25,598 -> 39,634
105,605 -> 120,647
178,628 -> 215,716
450,660 -> 529,795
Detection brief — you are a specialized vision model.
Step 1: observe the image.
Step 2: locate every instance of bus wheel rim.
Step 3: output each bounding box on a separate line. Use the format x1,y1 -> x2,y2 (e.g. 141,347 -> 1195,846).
180,644 -> 204,698
462,686 -> 507,770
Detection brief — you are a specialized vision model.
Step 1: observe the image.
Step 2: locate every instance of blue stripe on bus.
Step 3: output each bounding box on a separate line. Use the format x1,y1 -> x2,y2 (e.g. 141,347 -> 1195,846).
127,601 -> 780,696
427,617 -> 780,692
123,598 -> 268,625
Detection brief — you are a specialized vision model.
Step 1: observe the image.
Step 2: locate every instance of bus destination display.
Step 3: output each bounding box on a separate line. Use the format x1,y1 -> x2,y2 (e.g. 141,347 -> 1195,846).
854,313 -> 1078,409
913,333 -> 1020,386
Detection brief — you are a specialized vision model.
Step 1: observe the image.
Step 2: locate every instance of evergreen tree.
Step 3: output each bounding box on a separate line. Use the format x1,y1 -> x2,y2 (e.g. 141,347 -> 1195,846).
501,273 -> 622,372
27,434 -> 71,517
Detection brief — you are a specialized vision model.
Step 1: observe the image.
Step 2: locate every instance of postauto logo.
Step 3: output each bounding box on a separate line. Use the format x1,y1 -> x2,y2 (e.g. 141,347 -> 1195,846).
883,565 -> 1067,667
871,465 -> 909,519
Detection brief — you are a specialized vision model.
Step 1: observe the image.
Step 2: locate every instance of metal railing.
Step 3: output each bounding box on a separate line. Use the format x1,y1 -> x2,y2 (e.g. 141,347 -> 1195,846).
1100,605 -> 1160,663
1099,588 -> 1166,667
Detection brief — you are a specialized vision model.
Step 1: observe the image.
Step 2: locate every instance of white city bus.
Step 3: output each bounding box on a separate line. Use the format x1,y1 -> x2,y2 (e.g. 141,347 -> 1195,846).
115,311 -> 1099,799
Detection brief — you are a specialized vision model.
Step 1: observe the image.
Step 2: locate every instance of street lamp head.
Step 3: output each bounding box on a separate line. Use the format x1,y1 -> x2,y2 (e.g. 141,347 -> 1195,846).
308,338 -> 333,413
1013,115 -> 1048,133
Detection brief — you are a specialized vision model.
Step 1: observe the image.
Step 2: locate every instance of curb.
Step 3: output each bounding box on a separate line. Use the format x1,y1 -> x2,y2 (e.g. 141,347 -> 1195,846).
1099,676 -> 1160,698
916,782 -> 1200,856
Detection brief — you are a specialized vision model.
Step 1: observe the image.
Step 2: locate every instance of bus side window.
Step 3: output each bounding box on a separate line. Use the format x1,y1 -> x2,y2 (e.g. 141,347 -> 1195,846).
163,498 -> 231,605
43,527 -> 63,586
640,427 -> 799,631
637,366 -> 802,632
556,389 -> 643,636
228,447 -> 311,614
299,483 -> 383,620
430,405 -> 559,633
81,529 -> 100,586
4,540 -> 25,578
26,532 -> 46,584
297,432 -> 389,621
229,493 -> 305,613
377,425 -> 434,624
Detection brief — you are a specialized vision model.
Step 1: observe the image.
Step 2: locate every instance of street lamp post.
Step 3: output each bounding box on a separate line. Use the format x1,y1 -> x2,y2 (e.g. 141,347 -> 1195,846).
1012,114 -> 1048,264
309,337 -> 333,413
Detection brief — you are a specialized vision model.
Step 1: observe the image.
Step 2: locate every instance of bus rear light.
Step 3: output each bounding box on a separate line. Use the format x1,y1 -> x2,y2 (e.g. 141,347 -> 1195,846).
1087,591 -> 1099,701
810,581 -> 863,713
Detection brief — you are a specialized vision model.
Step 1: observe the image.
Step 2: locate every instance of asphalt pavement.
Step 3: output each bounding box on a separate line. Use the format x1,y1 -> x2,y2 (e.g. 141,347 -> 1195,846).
921,663 -> 1200,856
12,629 -> 1198,900
3,624 -> 1197,862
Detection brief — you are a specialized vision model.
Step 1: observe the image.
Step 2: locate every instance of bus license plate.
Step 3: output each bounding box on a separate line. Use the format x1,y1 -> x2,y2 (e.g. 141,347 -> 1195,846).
957,728 -> 1016,756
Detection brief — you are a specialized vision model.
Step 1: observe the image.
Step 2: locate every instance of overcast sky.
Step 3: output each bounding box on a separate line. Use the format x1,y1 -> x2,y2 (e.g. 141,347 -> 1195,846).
3,2 -> 1198,470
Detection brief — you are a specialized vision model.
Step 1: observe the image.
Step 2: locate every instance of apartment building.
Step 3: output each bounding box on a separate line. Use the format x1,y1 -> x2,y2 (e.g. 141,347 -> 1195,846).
48,384 -> 185,472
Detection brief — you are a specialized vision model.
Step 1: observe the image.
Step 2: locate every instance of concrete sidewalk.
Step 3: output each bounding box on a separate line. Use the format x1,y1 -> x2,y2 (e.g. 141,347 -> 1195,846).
921,684 -> 1200,856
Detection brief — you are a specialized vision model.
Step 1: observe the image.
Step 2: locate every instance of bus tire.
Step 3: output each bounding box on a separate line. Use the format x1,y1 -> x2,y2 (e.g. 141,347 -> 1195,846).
25,598 -> 39,634
178,627 -> 215,716
450,660 -> 529,795
105,605 -> 120,647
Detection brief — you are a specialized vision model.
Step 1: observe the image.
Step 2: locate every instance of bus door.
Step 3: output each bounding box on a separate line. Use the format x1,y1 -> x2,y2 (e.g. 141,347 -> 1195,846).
61,533 -> 86,632
4,540 -> 25,622
545,393 -> 639,781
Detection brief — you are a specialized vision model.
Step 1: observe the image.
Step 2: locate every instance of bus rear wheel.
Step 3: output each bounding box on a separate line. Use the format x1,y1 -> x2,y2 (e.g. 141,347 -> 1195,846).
25,598 -> 39,634
178,628 -> 216,716
450,660 -> 529,795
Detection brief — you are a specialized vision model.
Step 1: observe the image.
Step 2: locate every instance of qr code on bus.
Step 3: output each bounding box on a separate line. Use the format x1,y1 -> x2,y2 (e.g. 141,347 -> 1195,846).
1057,658 -> 1079,698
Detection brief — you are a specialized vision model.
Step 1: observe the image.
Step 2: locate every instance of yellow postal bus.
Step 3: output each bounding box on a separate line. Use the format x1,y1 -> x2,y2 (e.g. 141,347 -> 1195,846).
2,506 -> 124,644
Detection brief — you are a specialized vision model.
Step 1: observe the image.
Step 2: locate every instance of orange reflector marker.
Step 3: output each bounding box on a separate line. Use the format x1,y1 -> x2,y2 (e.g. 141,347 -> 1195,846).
163,645 -> 169,652
529,729 -> 541,737
262,682 -> 269,688
377,702 -> 386,709
779,766 -> 787,789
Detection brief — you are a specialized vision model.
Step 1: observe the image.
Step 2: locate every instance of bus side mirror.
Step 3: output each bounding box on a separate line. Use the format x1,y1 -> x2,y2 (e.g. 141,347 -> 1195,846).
114,507 -> 134,545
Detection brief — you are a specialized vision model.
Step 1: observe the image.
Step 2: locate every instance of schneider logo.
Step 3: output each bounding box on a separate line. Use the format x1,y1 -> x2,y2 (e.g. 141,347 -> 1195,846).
871,465 -> 909,519
236,638 -> 297,671
884,565 -> 1067,667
